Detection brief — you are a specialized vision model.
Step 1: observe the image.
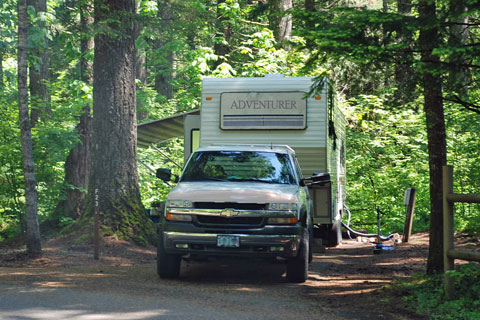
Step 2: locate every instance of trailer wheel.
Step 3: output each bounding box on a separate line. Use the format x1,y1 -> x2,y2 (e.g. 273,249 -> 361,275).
324,217 -> 342,247
315,219 -> 342,247
286,230 -> 309,283
157,232 -> 181,279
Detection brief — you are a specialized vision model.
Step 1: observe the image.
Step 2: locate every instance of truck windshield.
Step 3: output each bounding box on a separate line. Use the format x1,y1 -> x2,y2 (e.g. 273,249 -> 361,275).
181,151 -> 296,185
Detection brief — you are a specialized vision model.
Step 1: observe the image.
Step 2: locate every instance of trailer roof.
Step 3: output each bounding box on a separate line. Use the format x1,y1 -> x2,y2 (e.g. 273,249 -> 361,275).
136,109 -> 200,148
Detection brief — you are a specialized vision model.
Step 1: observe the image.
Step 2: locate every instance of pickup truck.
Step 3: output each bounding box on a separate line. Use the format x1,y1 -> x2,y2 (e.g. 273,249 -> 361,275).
156,144 -> 314,282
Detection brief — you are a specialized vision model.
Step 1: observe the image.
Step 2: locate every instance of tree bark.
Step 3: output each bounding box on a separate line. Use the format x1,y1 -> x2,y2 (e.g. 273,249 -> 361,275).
89,0 -> 155,244
153,0 -> 174,101
28,0 -> 50,125
136,40 -> 148,120
0,51 -> 3,88
268,0 -> 293,48
213,0 -> 232,69
419,0 -> 447,274
18,0 -> 42,255
448,0 -> 470,96
394,0 -> 416,103
304,0 -> 316,47
57,0 -> 93,220
135,0 -> 147,121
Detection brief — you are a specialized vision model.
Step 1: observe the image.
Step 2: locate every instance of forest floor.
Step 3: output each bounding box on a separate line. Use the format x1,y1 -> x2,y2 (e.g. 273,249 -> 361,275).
0,232 -> 478,319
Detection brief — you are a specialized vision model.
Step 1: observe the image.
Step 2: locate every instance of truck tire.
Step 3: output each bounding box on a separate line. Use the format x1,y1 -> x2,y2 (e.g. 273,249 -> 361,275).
286,231 -> 309,283
308,223 -> 314,263
157,233 -> 181,279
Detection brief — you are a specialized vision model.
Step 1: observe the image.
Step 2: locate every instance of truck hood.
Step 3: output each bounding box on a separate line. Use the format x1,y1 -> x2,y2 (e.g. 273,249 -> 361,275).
168,181 -> 300,203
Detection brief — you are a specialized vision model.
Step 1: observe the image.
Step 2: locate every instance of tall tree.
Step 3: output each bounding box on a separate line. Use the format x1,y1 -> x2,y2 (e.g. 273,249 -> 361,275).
447,0 -> 470,97
269,0 -> 293,46
419,0 -> 447,274
393,0 -> 416,103
0,51 -> 3,88
294,1 -> 475,273
213,0 -> 232,69
153,0 -> 174,99
57,0 -> 93,220
88,0 -> 155,243
28,0 -> 50,125
135,0 -> 147,120
18,0 -> 42,255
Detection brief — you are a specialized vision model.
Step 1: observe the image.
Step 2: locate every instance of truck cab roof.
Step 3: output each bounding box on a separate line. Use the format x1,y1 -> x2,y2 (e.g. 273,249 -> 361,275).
194,144 -> 296,155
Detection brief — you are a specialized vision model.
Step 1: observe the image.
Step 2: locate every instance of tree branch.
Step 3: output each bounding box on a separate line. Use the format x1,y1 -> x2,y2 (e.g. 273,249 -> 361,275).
239,19 -> 268,26
422,60 -> 480,69
444,95 -> 480,115
444,22 -> 480,27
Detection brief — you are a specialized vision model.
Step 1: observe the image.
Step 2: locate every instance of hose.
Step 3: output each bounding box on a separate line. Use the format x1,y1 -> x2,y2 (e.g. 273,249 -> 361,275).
342,204 -> 396,243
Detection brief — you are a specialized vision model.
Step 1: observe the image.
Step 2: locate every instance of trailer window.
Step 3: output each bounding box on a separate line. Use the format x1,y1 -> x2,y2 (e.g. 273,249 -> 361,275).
191,129 -> 200,154
181,151 -> 296,184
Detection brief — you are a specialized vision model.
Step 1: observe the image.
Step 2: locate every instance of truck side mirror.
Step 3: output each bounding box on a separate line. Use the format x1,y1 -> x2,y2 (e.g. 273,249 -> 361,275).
156,168 -> 172,181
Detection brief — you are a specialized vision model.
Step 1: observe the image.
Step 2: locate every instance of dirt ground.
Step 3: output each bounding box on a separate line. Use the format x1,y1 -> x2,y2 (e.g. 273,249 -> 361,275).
0,232 -> 478,319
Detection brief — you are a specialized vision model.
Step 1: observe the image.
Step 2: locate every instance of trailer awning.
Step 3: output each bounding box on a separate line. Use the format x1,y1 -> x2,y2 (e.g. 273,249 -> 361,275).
137,109 -> 200,148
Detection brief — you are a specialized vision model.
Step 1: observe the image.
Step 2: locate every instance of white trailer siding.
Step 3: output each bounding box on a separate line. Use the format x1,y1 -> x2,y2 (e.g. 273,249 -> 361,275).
326,98 -> 347,222
200,76 -> 328,177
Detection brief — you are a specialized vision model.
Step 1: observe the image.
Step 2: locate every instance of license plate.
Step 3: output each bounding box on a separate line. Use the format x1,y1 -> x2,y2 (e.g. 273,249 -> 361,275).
217,235 -> 240,248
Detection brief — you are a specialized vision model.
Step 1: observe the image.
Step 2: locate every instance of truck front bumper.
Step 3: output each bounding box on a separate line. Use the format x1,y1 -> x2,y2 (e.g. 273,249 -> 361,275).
162,230 -> 302,259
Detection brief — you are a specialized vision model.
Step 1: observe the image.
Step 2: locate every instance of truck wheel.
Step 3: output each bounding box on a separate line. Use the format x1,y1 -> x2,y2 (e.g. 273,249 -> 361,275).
308,223 -> 314,263
286,232 -> 309,283
157,233 -> 181,279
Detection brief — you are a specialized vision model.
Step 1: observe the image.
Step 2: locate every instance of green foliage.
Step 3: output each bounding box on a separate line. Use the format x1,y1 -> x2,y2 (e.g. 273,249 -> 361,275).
2,0 -> 480,250
397,263 -> 480,320
0,42 -> 89,239
445,102 -> 480,235
0,207 -> 21,242
344,94 -> 431,233
138,139 -> 184,208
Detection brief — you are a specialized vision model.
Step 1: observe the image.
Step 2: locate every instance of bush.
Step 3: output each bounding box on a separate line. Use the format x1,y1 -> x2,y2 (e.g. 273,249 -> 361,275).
398,263 -> 480,320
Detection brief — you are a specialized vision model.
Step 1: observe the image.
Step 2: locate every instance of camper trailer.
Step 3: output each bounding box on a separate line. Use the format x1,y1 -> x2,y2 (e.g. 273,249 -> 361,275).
142,75 -> 346,282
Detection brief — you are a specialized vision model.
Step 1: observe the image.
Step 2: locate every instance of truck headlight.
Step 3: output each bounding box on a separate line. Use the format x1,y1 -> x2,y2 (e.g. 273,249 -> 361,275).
267,203 -> 298,211
166,199 -> 193,208
165,213 -> 192,222
267,217 -> 299,225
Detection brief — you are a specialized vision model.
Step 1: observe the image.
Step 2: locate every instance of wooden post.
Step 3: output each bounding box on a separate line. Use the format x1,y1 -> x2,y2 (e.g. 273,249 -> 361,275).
443,165 -> 455,299
402,188 -> 416,243
94,188 -> 100,260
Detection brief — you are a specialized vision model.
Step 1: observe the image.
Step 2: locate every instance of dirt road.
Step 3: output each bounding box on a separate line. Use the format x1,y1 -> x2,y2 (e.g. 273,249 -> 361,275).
0,234 -> 433,319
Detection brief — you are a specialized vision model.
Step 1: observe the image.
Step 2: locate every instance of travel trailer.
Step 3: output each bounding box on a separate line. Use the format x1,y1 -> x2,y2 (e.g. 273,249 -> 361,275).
138,75 -> 346,282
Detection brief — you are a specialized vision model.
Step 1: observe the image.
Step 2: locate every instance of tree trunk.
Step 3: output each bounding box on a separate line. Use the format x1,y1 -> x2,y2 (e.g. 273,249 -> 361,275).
419,0 -> 447,274
152,0 -> 174,99
304,0 -> 316,47
448,0 -> 469,96
394,0 -> 416,103
213,0 -> 232,69
28,0 -> 50,125
0,51 -> 3,88
89,0 -> 155,244
18,0 -> 42,255
269,0 -> 293,48
56,1 -> 93,220
135,0 -> 147,121
136,46 -> 148,121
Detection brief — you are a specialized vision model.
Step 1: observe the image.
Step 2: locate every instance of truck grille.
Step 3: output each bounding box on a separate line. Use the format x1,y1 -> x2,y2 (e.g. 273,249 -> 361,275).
195,215 -> 264,227
194,202 -> 266,210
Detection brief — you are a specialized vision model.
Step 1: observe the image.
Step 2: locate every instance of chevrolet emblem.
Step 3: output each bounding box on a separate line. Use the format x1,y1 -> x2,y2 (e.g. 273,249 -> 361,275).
220,209 -> 238,218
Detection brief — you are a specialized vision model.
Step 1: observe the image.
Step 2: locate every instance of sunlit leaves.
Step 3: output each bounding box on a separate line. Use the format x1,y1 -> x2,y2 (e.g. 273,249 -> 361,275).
345,94 -> 430,234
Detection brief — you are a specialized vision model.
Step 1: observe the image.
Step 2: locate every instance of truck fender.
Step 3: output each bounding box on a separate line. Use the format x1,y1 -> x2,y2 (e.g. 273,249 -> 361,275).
299,205 -> 308,227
